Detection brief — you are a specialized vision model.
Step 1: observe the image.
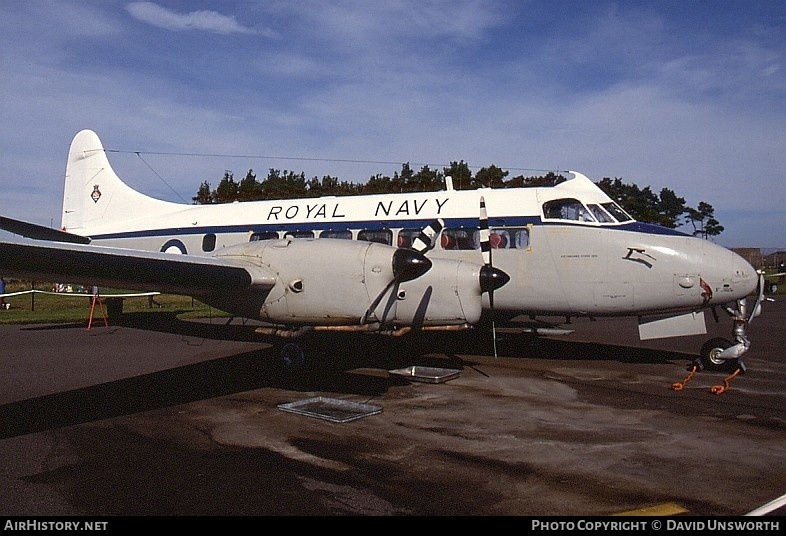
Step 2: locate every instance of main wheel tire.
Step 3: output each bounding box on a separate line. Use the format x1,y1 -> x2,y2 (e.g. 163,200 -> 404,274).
700,337 -> 736,371
280,342 -> 306,369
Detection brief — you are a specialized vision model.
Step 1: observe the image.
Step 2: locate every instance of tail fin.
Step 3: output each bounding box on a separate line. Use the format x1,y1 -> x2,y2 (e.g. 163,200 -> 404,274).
61,130 -> 181,234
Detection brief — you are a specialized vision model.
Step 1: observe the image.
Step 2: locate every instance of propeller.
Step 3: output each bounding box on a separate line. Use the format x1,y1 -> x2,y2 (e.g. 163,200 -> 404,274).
360,239 -> 433,325
478,196 -> 510,357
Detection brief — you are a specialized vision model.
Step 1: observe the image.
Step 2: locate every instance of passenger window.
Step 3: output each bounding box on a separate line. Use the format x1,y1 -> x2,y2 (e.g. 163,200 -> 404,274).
249,231 -> 279,241
284,230 -> 314,239
320,230 -> 352,240
441,228 -> 479,250
513,228 -> 530,249
397,229 -> 423,249
358,229 -> 392,245
202,233 -> 217,252
284,231 -> 314,238
489,230 -> 510,249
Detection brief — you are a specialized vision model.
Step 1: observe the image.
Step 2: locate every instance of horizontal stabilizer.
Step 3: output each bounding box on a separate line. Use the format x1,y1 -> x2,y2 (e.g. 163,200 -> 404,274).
0,216 -> 91,244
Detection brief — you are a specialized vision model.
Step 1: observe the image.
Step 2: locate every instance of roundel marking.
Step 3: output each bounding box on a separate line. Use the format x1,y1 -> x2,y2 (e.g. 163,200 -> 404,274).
161,239 -> 188,255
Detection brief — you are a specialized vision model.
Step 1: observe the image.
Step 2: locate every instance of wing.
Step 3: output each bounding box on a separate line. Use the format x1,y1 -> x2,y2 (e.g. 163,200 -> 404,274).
0,237 -> 276,297
0,235 -> 506,329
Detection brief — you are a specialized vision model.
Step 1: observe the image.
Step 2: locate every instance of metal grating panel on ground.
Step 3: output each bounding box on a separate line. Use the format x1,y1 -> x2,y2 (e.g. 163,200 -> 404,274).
277,397 -> 382,423
388,366 -> 462,383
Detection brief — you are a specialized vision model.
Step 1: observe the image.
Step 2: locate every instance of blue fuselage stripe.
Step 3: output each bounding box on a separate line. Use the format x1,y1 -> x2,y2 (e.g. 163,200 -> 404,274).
88,217 -> 690,240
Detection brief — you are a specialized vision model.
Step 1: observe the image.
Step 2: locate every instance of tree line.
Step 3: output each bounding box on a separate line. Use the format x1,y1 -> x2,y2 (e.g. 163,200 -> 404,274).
192,160 -> 723,237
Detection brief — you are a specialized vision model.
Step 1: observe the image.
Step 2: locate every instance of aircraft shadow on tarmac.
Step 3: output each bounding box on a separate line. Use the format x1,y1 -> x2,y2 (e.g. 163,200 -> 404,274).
3,312 -> 695,440
105,310 -> 696,367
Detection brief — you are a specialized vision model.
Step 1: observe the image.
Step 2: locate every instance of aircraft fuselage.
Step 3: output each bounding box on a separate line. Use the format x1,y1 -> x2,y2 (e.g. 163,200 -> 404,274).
66,174 -> 757,319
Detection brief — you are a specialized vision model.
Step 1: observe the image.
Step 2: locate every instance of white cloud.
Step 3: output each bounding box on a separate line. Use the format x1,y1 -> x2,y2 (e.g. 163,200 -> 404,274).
125,2 -> 259,35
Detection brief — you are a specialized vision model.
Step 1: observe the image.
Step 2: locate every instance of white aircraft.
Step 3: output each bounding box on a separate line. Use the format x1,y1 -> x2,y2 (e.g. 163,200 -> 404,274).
0,129 -> 766,372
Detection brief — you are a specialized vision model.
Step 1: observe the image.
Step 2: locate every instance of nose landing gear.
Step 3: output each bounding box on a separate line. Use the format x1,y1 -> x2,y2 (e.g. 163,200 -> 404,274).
674,274 -> 765,395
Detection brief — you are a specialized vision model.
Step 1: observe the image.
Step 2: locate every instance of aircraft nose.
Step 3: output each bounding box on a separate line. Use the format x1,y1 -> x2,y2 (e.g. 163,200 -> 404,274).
732,250 -> 759,296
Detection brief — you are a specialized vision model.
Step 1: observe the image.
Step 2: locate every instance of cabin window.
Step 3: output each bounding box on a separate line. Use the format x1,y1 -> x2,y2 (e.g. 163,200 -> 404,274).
285,230 -> 315,239
249,231 -> 279,241
441,228 -> 479,250
488,227 -> 529,249
601,202 -> 633,222
397,228 -> 423,249
485,227 -> 530,249
358,229 -> 392,245
489,230 -> 509,249
513,228 -> 530,249
543,198 -> 596,222
320,230 -> 352,240
202,233 -> 217,252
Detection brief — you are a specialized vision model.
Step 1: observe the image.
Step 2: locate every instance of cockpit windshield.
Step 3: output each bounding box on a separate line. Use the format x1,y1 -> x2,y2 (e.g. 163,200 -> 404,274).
600,202 -> 633,222
542,198 -> 634,224
587,203 -> 615,223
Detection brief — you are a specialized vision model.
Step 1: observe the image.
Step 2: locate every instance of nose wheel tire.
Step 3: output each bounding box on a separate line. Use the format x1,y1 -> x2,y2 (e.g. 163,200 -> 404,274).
700,337 -> 737,371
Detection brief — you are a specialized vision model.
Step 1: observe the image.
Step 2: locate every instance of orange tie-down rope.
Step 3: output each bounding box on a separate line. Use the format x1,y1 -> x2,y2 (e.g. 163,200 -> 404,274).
710,368 -> 743,395
672,365 -> 743,395
672,365 -> 698,391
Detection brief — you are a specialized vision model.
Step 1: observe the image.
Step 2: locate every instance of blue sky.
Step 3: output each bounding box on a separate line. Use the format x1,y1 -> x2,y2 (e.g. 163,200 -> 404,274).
1,1 -> 784,248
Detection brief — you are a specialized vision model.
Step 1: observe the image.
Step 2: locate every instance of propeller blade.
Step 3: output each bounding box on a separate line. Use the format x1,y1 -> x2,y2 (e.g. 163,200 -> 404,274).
479,197 -> 491,266
411,218 -> 444,254
478,196 -> 506,358
747,272 -> 765,324
360,277 -> 399,325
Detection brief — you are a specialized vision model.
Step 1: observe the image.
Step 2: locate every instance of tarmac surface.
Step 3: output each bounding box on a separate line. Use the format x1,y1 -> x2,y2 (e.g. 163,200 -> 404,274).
0,298 -> 785,517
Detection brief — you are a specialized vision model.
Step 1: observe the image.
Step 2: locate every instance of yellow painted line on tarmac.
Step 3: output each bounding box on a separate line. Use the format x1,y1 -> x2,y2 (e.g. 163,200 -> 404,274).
613,502 -> 688,516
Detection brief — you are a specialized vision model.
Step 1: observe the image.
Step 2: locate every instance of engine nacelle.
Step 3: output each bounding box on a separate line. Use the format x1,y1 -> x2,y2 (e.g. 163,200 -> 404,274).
393,258 -> 490,327
207,238 -> 427,325
206,238 -> 506,329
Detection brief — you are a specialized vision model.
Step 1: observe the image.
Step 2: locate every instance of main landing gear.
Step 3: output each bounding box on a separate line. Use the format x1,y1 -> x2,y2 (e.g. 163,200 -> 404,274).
280,342 -> 307,369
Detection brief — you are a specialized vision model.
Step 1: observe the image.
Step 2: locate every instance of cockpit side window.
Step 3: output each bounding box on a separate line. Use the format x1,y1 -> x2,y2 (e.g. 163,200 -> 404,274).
542,198 -> 596,222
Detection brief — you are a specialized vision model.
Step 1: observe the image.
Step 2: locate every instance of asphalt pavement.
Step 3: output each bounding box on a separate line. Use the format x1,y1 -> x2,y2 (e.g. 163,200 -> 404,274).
1,299 -> 784,516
